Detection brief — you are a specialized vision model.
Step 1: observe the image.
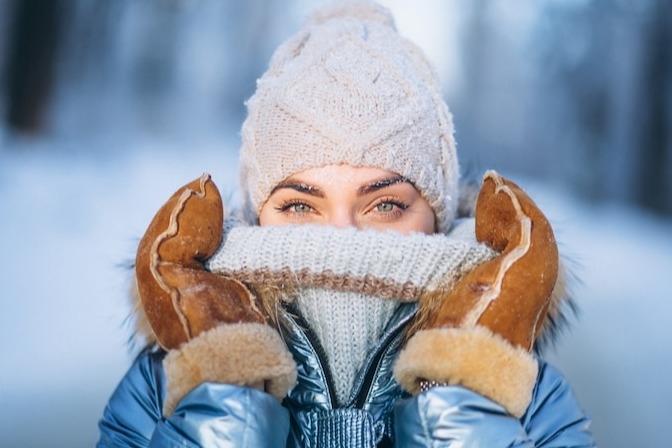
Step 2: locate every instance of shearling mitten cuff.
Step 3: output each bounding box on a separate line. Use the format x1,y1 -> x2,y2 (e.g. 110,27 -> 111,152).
394,171 -> 559,418
394,326 -> 538,418
162,322 -> 297,416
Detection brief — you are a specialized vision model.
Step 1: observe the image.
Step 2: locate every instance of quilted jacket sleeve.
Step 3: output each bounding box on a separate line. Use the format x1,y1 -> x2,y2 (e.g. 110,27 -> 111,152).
393,360 -> 595,447
96,350 -> 290,448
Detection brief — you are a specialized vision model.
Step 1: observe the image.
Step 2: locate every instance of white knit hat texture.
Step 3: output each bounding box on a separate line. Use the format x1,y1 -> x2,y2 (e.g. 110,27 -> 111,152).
239,1 -> 459,233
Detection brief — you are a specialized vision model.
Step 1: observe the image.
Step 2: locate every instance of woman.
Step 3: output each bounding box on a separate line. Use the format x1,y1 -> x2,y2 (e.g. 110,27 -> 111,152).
97,2 -> 595,447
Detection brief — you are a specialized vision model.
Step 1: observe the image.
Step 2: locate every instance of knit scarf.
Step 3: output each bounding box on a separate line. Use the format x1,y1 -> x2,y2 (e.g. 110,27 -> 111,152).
206,218 -> 495,405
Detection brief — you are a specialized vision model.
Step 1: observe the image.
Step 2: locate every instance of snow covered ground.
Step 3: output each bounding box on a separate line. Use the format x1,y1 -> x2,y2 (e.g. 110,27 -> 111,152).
1,135 -> 671,447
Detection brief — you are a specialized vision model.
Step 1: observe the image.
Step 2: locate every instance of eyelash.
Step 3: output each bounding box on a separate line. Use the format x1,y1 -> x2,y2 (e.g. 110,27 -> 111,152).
274,200 -> 315,216
370,197 -> 409,217
273,197 -> 410,221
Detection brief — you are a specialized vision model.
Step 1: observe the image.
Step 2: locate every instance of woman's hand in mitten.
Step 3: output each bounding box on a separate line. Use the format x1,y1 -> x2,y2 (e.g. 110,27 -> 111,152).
394,170 -> 558,417
135,174 -> 296,416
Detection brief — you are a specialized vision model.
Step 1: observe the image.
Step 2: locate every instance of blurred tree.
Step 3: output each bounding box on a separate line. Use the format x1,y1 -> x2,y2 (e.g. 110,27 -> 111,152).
546,0 -> 672,216
3,0 -> 66,134
218,0 -> 284,124
634,0 -> 672,214
43,0 -> 285,140
460,0 -> 672,216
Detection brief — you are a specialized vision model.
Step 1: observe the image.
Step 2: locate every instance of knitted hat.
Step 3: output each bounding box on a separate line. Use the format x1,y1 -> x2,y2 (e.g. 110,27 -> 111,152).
239,1 -> 459,233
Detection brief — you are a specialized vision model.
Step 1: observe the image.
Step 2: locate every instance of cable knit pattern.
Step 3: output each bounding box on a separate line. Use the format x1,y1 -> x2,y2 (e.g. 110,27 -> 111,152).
238,1 -> 459,233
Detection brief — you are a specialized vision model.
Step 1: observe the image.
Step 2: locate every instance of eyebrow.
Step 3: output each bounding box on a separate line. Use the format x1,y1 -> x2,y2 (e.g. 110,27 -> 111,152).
357,176 -> 413,196
270,181 -> 325,198
269,175 -> 413,198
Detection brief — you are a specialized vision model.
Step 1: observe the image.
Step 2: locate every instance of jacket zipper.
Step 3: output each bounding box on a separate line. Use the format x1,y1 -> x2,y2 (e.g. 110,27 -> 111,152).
283,302 -> 339,409
353,304 -> 416,408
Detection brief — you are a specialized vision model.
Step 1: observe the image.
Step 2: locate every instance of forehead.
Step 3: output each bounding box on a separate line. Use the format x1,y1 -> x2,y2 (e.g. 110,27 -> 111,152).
285,164 -> 401,187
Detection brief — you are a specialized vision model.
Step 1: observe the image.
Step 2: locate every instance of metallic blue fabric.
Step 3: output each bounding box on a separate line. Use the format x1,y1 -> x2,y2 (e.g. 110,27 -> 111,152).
97,304 -> 595,447
152,385 -> 289,447
394,362 -> 595,447
282,304 -> 414,447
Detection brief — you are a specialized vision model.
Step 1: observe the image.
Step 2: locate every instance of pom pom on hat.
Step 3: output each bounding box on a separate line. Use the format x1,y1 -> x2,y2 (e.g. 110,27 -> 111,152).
306,1 -> 396,29
239,0 -> 459,233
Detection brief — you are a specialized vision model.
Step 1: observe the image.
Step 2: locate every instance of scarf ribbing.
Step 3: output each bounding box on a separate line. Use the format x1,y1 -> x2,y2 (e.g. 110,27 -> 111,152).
206,218 -> 495,404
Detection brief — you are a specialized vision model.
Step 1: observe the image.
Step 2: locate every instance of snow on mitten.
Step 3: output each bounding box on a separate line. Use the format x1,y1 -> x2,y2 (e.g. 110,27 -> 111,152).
394,170 -> 558,417
135,174 -> 296,416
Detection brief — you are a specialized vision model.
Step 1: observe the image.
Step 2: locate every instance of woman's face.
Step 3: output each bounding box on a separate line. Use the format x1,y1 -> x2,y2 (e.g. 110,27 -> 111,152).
259,165 -> 436,234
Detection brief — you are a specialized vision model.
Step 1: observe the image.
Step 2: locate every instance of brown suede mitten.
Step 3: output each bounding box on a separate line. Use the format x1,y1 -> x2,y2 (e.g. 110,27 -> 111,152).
394,170 -> 558,417
135,174 -> 296,416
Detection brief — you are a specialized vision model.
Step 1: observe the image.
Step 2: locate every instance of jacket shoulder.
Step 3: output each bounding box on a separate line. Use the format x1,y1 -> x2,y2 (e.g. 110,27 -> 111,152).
97,349 -> 166,446
522,360 -> 595,446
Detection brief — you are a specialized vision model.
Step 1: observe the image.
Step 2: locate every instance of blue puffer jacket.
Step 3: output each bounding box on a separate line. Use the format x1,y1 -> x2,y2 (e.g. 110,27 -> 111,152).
97,303 -> 595,447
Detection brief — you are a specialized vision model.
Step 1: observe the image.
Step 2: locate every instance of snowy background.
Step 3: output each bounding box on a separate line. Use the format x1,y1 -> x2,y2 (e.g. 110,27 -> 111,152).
1,1 -> 671,447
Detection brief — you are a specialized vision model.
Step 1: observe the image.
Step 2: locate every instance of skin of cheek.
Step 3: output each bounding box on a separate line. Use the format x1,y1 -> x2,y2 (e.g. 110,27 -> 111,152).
398,206 -> 436,235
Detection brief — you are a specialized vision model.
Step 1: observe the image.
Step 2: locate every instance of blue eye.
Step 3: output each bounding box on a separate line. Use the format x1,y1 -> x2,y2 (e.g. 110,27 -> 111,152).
275,201 -> 313,214
375,202 -> 395,212
290,203 -> 312,213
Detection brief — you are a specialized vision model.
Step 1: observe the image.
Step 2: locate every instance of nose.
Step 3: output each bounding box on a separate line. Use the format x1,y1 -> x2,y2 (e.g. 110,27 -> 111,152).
328,209 -> 357,229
